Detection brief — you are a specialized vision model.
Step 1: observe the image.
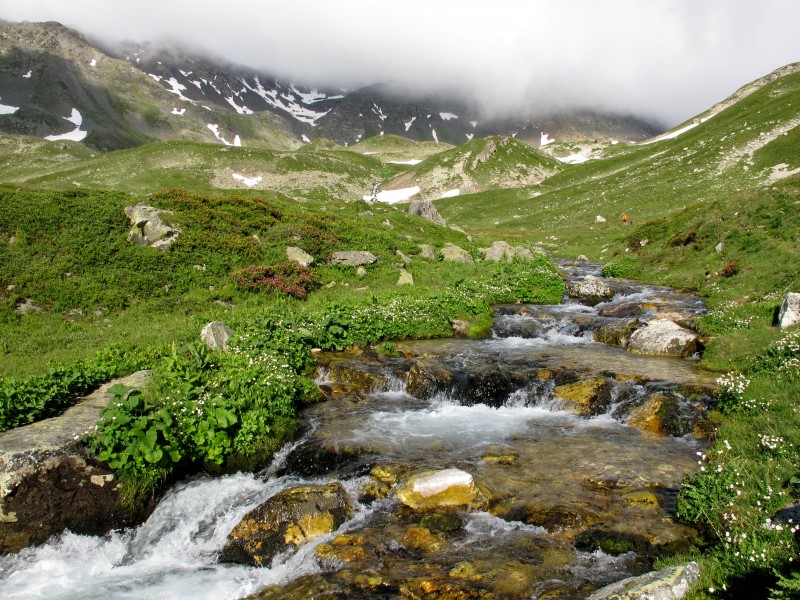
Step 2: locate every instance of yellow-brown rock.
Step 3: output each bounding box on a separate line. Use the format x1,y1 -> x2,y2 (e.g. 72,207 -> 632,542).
219,482 -> 351,566
554,377 -> 612,416
396,469 -> 478,510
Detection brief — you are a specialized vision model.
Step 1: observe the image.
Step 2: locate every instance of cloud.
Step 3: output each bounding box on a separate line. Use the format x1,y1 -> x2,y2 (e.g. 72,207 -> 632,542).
1,0 -> 798,126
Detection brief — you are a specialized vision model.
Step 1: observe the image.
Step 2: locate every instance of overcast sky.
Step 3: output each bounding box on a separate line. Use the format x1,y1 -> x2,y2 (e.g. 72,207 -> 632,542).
1,1 -> 798,127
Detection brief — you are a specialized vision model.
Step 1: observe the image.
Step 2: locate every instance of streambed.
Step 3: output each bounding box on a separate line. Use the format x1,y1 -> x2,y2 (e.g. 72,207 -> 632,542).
0,261 -> 714,599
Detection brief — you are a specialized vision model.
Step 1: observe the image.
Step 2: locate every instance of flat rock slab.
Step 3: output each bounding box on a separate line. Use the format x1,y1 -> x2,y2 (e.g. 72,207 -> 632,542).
0,370 -> 151,473
588,561 -> 700,599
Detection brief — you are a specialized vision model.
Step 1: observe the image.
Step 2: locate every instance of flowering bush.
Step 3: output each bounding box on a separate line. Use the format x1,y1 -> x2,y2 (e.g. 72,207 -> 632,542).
230,262 -> 321,299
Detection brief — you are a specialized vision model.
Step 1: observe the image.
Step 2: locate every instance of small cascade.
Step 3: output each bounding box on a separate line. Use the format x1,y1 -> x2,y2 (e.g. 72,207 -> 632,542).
0,260 -> 716,599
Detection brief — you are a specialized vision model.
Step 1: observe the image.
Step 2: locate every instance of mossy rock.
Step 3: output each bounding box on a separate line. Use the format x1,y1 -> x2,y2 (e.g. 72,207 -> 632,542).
554,377 -> 613,416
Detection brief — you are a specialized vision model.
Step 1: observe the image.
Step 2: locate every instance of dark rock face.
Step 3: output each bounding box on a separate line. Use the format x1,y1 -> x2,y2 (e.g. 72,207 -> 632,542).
219,483 -> 352,566
0,455 -> 140,554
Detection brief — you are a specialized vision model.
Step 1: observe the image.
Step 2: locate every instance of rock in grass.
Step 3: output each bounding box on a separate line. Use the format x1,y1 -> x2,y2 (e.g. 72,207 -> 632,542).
124,203 -> 180,250
627,320 -> 699,358
440,243 -> 473,263
779,292 -> 800,328
396,468 -> 477,510
418,244 -> 437,260
408,199 -> 446,226
397,268 -> 414,286
286,246 -> 314,267
200,321 -> 234,351
220,483 -> 352,566
330,251 -> 378,267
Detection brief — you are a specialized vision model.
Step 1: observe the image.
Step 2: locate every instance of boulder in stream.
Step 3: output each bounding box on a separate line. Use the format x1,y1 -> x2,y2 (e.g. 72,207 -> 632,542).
568,275 -> 614,305
219,482 -> 352,566
594,318 -> 642,348
627,320 -> 699,358
396,468 -> 478,510
554,377 -> 613,416
588,561 -> 700,600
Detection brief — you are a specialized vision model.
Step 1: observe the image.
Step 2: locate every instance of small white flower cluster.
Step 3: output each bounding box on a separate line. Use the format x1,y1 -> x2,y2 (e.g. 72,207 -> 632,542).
716,371 -> 751,401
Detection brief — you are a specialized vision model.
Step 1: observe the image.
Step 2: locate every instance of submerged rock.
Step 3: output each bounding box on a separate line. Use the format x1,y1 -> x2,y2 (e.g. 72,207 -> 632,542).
628,320 -> 699,358
396,468 -> 478,510
219,482 -> 352,566
588,561 -> 700,600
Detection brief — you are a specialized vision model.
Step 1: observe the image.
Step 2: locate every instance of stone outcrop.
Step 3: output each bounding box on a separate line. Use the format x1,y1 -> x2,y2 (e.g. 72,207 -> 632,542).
286,246 -> 314,267
408,200 -> 446,226
481,241 -> 534,262
396,469 -> 478,510
779,292 -> 800,328
588,561 -> 700,600
418,244 -> 437,260
627,320 -> 700,358
124,203 -> 180,250
0,370 -> 152,553
440,243 -> 473,263
397,268 -> 414,286
219,483 -> 352,566
395,250 -> 412,265
330,251 -> 378,267
200,321 -> 234,351
568,275 -> 614,304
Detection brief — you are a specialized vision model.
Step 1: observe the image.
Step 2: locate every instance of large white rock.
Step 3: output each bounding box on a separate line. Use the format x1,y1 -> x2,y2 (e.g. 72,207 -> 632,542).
286,246 -> 314,267
568,275 -> 613,304
779,292 -> 800,328
201,321 -> 234,351
627,319 -> 699,358
330,251 -> 378,267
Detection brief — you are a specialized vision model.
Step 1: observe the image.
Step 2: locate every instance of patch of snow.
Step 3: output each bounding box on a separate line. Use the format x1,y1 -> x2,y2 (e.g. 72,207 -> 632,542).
387,159 -> 422,165
432,129 -> 439,142
164,78 -> 193,102
301,134 -> 311,143
558,152 -> 593,164
179,70 -> 193,77
291,86 -> 327,104
22,70 -> 32,78
362,186 -> 421,204
0,98 -> 20,115
355,134 -> 362,143
171,108 -> 186,116
404,116 -> 416,131
439,112 -> 458,121
540,132 -> 554,146
240,76 -> 329,125
426,114 -> 431,119
190,80 -> 203,91
440,189 -> 460,198
232,173 -> 262,187
136,58 -> 140,63
225,96 -> 254,114
45,108 -> 87,142
207,123 -> 241,147
469,120 -> 478,128
372,102 -> 387,121
147,73 -> 162,82
642,122 -> 698,144
466,133 -> 474,141
327,95 -> 345,100
89,59 -> 97,67
611,140 -> 618,145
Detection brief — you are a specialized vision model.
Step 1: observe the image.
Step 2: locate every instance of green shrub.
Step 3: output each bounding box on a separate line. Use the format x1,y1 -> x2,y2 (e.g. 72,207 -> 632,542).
602,256 -> 640,279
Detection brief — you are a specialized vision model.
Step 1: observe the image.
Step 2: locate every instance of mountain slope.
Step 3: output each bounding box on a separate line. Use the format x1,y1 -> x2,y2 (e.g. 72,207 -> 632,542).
436,63 -> 800,253
0,21 -> 300,151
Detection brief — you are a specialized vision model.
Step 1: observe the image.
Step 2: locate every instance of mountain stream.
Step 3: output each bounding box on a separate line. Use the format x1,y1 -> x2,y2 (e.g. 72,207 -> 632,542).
0,260 -> 715,599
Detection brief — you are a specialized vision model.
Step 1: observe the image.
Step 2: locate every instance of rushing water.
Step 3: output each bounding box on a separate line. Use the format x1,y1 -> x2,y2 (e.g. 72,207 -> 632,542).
0,261 -> 714,599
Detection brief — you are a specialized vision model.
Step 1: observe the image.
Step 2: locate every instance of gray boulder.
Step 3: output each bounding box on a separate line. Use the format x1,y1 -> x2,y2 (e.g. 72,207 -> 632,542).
408,199 -> 446,226
779,292 -> 800,328
418,244 -> 437,260
482,241 -> 514,261
201,321 -> 234,351
330,251 -> 378,267
396,250 -> 412,265
397,268 -> 414,286
568,275 -> 614,304
588,561 -> 700,600
286,246 -> 314,267
440,243 -> 473,263
124,203 -> 180,250
627,319 -> 700,358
